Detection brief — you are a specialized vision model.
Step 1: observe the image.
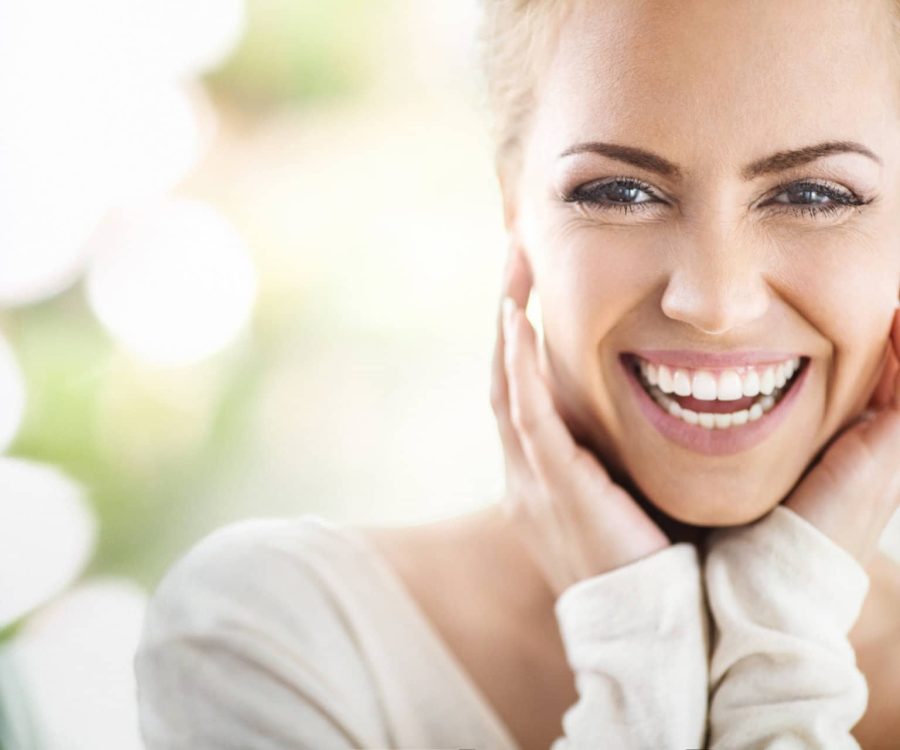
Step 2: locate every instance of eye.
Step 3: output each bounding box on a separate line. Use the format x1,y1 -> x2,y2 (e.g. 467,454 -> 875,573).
760,180 -> 869,219
562,177 -> 663,215
563,177 -> 874,220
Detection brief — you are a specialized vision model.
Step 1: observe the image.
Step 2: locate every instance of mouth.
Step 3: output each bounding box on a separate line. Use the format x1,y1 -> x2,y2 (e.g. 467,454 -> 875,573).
619,352 -> 811,456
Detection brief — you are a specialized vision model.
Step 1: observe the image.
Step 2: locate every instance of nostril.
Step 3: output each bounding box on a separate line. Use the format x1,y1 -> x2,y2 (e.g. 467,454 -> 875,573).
660,273 -> 771,336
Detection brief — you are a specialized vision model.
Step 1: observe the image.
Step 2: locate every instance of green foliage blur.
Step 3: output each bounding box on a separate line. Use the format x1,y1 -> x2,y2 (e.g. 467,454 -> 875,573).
210,0 -> 381,107
4,0 -> 394,588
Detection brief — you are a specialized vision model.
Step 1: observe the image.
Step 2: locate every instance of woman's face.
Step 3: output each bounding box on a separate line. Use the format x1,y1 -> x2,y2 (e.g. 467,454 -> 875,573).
510,0 -> 900,526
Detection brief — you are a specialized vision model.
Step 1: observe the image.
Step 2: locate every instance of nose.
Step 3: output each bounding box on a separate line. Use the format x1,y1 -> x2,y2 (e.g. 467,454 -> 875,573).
659,226 -> 770,336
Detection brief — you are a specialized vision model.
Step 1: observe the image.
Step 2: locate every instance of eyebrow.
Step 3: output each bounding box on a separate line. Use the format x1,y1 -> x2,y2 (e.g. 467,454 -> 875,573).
558,140 -> 882,180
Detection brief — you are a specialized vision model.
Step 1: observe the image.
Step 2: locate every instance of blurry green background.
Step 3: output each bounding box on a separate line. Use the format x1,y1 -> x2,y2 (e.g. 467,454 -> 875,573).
2,1 -> 511,739
6,0 -> 506,595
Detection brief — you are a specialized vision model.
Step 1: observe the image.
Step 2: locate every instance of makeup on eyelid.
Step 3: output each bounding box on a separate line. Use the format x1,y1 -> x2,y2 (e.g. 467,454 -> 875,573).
559,177 -> 873,220
550,141 -> 884,223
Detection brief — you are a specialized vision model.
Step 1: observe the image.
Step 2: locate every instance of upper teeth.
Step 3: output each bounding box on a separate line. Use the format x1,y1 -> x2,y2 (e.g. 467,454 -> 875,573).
639,357 -> 801,401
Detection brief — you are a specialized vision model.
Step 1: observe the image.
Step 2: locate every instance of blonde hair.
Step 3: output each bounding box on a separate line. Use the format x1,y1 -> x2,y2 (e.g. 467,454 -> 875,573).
477,0 -> 900,185
476,0 -> 575,185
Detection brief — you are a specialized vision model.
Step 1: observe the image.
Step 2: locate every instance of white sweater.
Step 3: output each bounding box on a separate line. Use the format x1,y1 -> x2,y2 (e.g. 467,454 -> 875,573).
134,505 -> 869,749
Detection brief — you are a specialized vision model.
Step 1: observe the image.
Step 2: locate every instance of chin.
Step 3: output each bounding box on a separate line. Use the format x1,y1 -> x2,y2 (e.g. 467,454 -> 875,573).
624,461 -> 801,528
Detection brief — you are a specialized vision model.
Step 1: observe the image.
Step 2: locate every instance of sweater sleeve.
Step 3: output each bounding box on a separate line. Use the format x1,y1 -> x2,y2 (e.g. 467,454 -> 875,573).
133,521 -> 389,750
550,542 -> 709,750
704,505 -> 870,749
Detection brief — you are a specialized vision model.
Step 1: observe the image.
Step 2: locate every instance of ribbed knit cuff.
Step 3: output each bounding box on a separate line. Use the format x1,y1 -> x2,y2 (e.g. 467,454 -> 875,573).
707,505 -> 869,635
555,543 -> 703,661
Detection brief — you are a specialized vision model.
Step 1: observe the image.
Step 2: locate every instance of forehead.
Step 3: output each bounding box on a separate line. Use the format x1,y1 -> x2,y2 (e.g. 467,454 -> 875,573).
530,0 -> 898,170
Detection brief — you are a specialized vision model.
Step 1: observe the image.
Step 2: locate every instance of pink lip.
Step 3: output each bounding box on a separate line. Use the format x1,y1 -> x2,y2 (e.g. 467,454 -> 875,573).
631,349 -> 802,370
619,354 -> 810,456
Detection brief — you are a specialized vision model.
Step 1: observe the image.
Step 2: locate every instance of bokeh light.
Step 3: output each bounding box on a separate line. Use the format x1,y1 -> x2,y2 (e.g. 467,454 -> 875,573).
85,199 -> 257,367
0,0 -> 240,307
4,580 -> 147,750
0,332 -> 26,452
0,459 -> 96,628
143,0 -> 247,77
112,82 -> 209,201
0,1 -> 119,305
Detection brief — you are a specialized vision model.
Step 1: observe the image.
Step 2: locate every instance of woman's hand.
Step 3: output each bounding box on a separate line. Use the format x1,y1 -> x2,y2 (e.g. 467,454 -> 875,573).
786,307 -> 900,566
490,243 -> 669,597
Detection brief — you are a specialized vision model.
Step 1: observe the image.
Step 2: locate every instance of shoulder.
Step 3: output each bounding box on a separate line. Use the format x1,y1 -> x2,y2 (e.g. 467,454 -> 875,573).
134,515 -> 396,747
139,514 -> 369,652
134,515 -> 387,747
135,514 -> 378,700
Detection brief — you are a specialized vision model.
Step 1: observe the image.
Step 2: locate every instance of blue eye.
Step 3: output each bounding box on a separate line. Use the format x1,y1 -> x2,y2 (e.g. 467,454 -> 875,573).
564,178 -> 660,215
763,181 -> 865,218
564,178 -> 870,219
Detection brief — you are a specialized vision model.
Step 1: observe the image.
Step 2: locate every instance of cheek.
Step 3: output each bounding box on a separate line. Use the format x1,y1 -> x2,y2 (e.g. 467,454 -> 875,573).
768,229 -> 898,419
780,234 -> 896,334
531,228 -> 663,359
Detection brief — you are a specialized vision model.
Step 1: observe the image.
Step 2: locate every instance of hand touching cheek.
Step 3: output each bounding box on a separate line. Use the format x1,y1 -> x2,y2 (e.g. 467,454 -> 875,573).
490,244 -> 669,597
786,308 -> 900,566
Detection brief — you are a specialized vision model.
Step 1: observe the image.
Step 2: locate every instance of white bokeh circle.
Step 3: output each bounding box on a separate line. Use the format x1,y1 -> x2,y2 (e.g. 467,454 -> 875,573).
86,200 -> 257,367
0,2 -> 117,305
5,579 -> 147,750
0,0 -> 244,306
0,458 -> 96,628
136,0 -> 247,77
0,332 -> 26,452
112,81 -> 208,202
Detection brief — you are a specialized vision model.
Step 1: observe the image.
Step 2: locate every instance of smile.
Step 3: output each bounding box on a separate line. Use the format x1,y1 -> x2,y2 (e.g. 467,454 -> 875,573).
619,352 -> 811,455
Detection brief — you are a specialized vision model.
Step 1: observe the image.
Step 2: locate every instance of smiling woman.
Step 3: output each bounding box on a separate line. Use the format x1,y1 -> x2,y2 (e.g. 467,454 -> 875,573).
504,0 -> 900,532
135,1 -> 900,749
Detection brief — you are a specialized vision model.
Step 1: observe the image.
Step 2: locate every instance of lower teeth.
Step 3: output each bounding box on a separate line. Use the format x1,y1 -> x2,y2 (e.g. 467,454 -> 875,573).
641,377 -> 791,430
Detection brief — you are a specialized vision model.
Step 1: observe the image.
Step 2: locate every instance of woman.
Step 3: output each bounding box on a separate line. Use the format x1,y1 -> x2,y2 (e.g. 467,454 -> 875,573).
135,1 -> 900,748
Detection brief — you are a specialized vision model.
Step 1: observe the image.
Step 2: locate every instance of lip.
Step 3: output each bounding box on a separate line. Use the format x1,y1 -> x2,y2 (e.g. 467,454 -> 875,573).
619,353 -> 810,456
631,349 -> 803,370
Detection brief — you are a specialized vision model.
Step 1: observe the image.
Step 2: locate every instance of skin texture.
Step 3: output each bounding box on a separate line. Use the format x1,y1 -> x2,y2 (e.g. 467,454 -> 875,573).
362,3 -> 900,748
505,0 -> 900,527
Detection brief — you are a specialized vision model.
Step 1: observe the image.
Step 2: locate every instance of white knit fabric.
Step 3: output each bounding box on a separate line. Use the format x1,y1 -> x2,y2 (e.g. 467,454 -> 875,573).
134,506 -> 869,749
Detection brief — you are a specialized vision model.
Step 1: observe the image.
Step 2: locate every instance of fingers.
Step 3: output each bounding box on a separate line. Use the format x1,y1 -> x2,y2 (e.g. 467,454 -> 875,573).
891,308 -> 900,410
490,245 -> 531,484
863,307 -> 899,411
504,242 -> 532,311
789,366 -> 900,563
491,245 -> 531,416
503,294 -> 591,488
493,246 -> 668,581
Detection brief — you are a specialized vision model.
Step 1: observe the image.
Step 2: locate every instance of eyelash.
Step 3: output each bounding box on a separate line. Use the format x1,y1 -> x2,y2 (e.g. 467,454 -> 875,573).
563,177 -> 871,219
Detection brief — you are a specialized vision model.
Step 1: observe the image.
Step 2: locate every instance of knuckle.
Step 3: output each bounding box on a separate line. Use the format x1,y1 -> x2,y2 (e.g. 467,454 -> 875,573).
510,403 -> 536,433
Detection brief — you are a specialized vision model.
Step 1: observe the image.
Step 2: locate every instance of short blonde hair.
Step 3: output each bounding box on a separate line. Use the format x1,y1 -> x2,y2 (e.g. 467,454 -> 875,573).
476,0 -> 575,184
